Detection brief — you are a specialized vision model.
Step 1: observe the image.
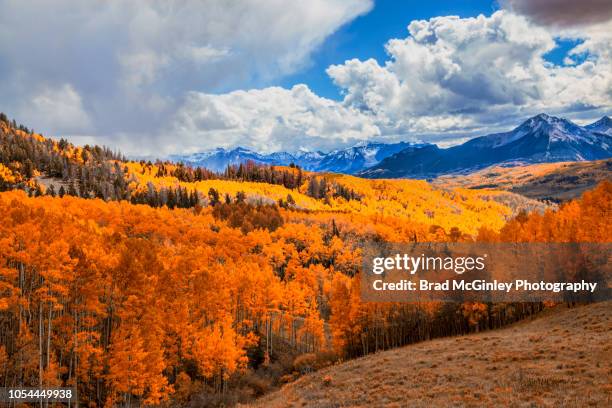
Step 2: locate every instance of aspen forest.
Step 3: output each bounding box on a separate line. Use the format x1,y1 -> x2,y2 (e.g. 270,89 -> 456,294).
0,115 -> 611,406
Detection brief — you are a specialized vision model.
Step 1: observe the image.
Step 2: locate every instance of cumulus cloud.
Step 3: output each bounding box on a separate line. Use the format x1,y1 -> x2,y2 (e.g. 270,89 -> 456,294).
168,85 -> 380,154
0,0 -> 371,150
327,10 -> 612,141
16,84 -> 91,134
502,0 -> 612,27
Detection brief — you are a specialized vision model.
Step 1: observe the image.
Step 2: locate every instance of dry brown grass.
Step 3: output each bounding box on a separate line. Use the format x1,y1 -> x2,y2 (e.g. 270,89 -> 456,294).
434,159 -> 612,202
244,302 -> 611,407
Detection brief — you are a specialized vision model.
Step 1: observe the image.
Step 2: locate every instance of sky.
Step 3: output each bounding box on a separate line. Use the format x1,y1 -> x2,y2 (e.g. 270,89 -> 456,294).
0,0 -> 611,156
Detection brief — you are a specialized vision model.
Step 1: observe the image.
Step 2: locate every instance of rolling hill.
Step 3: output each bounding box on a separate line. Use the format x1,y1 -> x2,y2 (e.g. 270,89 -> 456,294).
434,159 -> 612,202
249,301 -> 611,407
0,114 -> 547,236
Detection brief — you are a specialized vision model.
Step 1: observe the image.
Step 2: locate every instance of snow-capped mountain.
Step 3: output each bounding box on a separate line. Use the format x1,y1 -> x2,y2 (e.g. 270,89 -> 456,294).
171,142 -> 424,174
585,115 -> 612,136
292,150 -> 326,170
171,114 -> 612,178
311,142 -> 425,174
359,114 -> 612,179
169,147 -> 293,172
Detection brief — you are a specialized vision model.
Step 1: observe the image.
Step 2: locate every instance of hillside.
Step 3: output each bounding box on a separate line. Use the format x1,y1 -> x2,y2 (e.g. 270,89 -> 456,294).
250,301 -> 611,407
435,159 -> 612,202
1,113 -> 610,406
0,114 -> 548,235
123,160 -> 554,235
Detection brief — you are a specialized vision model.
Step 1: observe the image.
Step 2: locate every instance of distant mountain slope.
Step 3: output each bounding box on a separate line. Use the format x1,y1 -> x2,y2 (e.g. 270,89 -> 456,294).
434,159 -> 612,202
312,142 -> 424,174
585,115 -> 612,136
169,147 -> 291,172
359,114 -> 612,179
249,301 -> 611,408
171,142 -> 425,174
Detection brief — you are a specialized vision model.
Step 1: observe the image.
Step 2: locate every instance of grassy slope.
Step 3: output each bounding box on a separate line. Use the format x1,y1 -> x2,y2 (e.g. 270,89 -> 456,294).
249,302 -> 611,407
435,159 -> 612,202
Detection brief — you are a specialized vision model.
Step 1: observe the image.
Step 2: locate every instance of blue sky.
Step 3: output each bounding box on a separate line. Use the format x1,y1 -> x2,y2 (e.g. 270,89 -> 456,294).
282,0 -> 589,100
282,0 -> 503,99
1,0 -> 610,155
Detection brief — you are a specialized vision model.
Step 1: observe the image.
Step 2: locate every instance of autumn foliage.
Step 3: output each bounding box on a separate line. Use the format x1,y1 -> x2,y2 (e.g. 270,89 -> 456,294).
0,115 -> 610,406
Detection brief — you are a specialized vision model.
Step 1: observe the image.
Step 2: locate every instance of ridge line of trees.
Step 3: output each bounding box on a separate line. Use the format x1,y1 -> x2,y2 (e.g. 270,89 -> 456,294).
0,113 -> 361,210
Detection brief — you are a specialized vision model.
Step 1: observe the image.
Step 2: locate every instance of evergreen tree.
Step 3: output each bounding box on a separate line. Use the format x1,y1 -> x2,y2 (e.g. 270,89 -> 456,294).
68,181 -> 78,196
236,191 -> 246,203
208,188 -> 220,206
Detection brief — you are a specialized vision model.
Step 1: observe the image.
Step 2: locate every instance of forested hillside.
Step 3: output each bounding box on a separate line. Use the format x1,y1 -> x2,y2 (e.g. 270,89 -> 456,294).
0,114 -> 545,234
0,115 -> 610,406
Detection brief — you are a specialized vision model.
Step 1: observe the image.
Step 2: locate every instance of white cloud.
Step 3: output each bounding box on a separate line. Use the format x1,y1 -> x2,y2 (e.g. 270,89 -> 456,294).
327,10 -> 611,139
327,11 -> 612,141
18,84 -> 91,134
180,45 -> 230,64
168,85 -> 380,154
0,0 -> 372,143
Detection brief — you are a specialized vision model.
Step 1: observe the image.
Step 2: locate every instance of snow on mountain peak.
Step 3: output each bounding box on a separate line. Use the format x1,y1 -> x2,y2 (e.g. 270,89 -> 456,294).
586,116 -> 612,136
171,114 -> 612,176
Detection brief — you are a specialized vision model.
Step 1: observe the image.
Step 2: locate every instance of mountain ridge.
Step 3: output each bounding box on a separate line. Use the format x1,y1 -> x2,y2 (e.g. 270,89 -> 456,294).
171,141 -> 427,173
171,114 -> 612,177
585,115 -> 612,136
359,114 -> 612,178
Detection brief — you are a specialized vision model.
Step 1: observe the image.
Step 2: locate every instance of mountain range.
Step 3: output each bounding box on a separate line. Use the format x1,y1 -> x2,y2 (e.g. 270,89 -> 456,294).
171,141 -> 424,173
172,114 -> 612,178
360,114 -> 612,178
